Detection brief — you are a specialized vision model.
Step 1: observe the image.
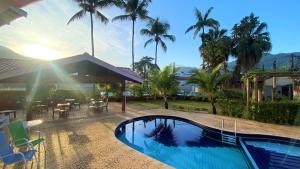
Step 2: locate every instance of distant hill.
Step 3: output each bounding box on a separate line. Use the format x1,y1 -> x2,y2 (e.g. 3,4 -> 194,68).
228,52 -> 300,71
0,46 -> 30,60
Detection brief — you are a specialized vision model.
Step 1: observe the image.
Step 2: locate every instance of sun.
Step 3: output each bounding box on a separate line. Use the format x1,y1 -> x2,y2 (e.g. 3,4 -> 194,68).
22,44 -> 61,60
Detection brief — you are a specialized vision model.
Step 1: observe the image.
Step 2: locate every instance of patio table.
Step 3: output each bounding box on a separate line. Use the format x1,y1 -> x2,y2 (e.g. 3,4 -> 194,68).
65,99 -> 75,102
23,120 -> 43,130
57,103 -> 71,109
0,110 -> 17,118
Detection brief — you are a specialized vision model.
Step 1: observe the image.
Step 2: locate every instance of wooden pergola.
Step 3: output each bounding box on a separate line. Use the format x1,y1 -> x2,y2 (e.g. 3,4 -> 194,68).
0,53 -> 143,112
244,71 -> 300,104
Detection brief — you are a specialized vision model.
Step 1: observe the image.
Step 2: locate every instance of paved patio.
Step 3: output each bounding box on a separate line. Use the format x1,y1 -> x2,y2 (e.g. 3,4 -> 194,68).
1,102 -> 300,169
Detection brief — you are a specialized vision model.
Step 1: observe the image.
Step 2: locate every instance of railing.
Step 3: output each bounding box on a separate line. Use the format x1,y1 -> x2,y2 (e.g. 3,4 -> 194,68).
221,119 -> 237,145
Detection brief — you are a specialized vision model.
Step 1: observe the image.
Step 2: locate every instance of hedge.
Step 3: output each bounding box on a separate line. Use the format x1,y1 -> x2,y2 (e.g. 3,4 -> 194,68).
217,99 -> 300,126
249,101 -> 300,125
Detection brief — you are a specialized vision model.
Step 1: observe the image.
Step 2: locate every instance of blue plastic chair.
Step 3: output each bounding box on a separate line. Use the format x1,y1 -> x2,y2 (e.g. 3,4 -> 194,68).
0,130 -> 38,169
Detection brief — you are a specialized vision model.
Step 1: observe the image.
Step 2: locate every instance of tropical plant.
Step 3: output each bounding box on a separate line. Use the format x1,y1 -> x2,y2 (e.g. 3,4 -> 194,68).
68,0 -> 113,57
129,83 -> 145,97
185,7 -> 219,68
134,56 -> 157,79
200,28 -> 232,70
232,13 -> 272,78
188,64 -> 228,114
185,7 -> 219,40
149,65 -> 178,109
141,17 -> 176,65
113,0 -> 152,70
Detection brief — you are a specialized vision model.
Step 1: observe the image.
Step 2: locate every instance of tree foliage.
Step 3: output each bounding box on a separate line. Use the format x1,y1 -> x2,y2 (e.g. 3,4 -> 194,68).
113,0 -> 152,70
188,64 -> 229,114
141,17 -> 176,65
232,13 -> 272,75
200,28 -> 232,70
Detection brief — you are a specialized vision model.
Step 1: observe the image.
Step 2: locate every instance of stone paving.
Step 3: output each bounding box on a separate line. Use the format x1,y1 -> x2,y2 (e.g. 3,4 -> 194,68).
1,102 -> 300,169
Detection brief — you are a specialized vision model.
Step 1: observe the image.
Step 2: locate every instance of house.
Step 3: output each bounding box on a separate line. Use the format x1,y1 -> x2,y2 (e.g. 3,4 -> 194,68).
175,67 -> 198,96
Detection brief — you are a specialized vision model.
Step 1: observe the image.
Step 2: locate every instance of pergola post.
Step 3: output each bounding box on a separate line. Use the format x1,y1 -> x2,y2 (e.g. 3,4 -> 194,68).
272,77 -> 276,101
254,77 -> 258,102
291,78 -> 295,100
121,80 -> 126,112
246,78 -> 250,105
25,82 -> 33,121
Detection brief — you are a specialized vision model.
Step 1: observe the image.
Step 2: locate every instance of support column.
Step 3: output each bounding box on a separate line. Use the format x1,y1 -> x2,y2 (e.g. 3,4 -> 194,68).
291,78 -> 295,100
246,78 -> 250,106
254,77 -> 258,102
272,77 -> 276,101
121,80 -> 126,112
25,82 -> 33,121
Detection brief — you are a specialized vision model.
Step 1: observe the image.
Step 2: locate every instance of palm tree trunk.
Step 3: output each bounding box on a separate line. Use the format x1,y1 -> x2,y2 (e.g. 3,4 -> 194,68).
90,12 -> 95,57
164,96 -> 168,109
155,41 -> 158,65
211,96 -> 216,114
132,20 -> 135,71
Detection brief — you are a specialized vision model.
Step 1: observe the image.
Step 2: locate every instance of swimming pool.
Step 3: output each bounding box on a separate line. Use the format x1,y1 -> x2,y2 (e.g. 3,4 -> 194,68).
115,115 -> 300,169
115,116 -> 251,169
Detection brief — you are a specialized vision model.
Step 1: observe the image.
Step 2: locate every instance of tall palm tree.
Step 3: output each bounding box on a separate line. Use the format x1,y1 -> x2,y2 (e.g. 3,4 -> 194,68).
68,0 -> 113,57
200,28 -> 232,70
113,0 -> 152,70
185,7 -> 219,40
232,13 -> 272,78
188,64 -> 228,114
141,18 -> 176,66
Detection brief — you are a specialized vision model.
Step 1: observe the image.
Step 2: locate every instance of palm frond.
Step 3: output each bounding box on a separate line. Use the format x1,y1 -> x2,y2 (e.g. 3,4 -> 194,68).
194,8 -> 203,20
204,7 -> 214,20
162,34 -> 176,42
159,40 -> 167,52
144,38 -> 154,48
67,10 -> 86,25
140,29 -> 154,36
185,25 -> 197,34
96,11 -> 109,24
112,14 -> 131,22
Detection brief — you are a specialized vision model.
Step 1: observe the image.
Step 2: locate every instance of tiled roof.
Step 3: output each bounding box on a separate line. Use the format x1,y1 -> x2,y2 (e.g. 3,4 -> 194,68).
0,52 -> 143,83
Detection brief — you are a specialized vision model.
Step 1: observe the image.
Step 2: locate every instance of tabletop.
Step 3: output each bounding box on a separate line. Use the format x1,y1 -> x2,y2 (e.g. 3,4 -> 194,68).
23,120 -> 43,129
0,110 -> 16,113
57,103 -> 71,107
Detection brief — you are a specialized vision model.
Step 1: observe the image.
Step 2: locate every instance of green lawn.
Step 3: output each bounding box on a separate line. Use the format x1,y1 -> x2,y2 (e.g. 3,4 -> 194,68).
129,100 -> 211,113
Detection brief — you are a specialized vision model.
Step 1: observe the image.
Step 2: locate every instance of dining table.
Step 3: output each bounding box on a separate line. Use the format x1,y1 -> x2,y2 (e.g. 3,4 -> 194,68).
0,110 -> 17,119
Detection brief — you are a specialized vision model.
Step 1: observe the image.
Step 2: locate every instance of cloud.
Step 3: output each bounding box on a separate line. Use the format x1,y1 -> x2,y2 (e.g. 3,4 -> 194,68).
0,0 -> 132,67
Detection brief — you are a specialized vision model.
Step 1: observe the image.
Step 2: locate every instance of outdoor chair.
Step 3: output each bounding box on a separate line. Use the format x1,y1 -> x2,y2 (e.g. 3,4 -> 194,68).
7,120 -> 46,168
100,101 -> 108,112
73,102 -> 80,109
0,130 -> 39,169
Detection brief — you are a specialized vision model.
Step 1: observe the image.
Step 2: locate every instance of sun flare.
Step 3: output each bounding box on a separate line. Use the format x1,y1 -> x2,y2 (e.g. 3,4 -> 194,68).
22,44 -> 61,60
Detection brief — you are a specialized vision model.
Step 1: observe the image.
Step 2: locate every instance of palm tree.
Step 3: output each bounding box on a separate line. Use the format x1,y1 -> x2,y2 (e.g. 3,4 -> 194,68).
232,13 -> 272,78
134,56 -> 157,79
113,0 -> 152,70
185,7 -> 219,40
200,28 -> 232,70
188,64 -> 228,114
150,65 -> 178,109
68,0 -> 113,57
141,18 -> 176,65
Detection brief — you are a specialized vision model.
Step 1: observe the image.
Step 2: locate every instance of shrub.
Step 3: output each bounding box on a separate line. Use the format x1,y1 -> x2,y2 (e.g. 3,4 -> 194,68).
249,101 -> 300,125
217,99 -> 246,118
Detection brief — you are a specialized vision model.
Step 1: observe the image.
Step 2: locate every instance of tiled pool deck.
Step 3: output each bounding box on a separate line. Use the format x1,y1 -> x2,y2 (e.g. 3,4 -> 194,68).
1,102 -> 300,168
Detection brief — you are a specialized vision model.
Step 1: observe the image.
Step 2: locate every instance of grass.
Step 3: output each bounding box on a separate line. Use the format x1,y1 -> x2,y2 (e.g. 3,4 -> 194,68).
129,100 -> 211,113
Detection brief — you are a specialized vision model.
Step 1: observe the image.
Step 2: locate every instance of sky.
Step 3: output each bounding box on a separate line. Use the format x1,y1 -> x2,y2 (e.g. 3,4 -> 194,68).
0,0 -> 299,68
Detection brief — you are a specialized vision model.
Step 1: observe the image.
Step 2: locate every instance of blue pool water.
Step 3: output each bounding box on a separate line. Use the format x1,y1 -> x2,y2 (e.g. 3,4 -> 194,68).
244,140 -> 300,169
115,116 -> 251,169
